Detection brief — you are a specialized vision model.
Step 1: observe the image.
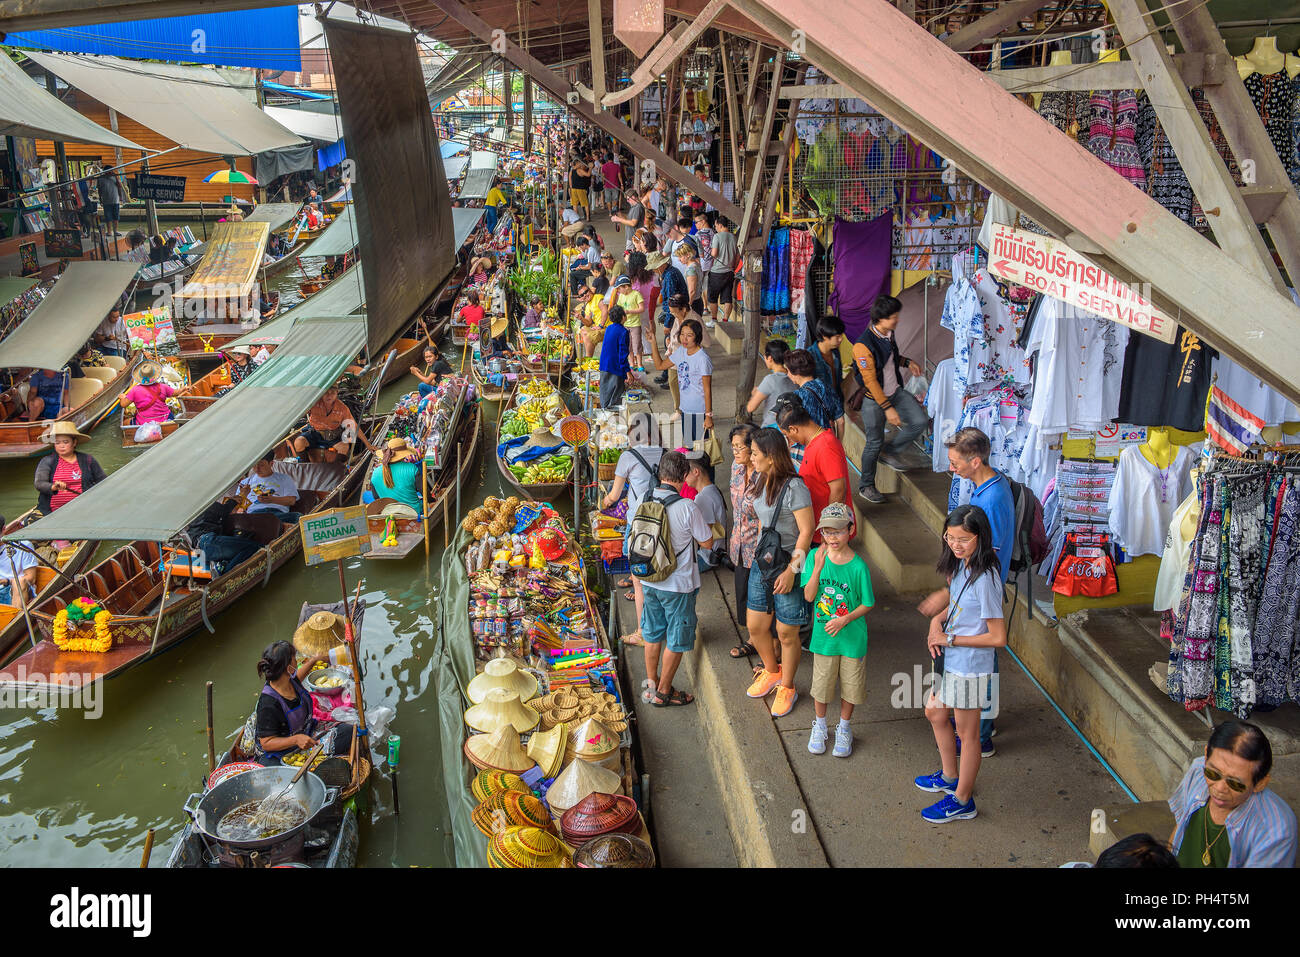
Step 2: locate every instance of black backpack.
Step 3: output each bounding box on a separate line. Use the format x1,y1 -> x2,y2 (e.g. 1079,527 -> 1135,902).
1003,475 -> 1049,626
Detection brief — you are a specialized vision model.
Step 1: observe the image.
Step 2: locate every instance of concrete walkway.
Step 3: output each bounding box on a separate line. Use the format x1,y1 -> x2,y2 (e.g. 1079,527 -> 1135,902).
586,212 -> 1130,867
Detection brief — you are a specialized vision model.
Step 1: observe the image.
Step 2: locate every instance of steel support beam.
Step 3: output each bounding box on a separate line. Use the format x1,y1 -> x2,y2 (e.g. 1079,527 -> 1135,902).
429,0 -> 744,223
1110,0 -> 1280,289
727,0 -> 1300,402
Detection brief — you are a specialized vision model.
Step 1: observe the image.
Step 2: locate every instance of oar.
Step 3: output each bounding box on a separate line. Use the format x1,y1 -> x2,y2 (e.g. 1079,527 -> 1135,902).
139,829 -> 155,868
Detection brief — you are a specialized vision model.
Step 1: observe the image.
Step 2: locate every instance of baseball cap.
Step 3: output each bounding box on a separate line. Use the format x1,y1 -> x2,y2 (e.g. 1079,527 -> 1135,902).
816,502 -> 854,530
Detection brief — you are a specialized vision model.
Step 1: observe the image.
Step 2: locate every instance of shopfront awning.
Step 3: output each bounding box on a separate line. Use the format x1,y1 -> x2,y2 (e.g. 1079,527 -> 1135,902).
0,50 -> 140,149
226,263 -> 367,349
176,221 -> 270,302
444,155 -> 469,182
453,207 -> 485,248
264,105 -> 343,144
0,277 -> 38,308
11,315 -> 366,543
0,261 -> 137,371
26,51 -> 302,155
243,203 -> 301,233
459,167 -> 495,200
441,139 -> 469,158
469,150 -> 498,170
302,206 -> 358,259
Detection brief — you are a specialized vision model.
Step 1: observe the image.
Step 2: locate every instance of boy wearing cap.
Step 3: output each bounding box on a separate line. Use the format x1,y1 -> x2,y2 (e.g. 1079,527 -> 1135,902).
801,503 -> 875,757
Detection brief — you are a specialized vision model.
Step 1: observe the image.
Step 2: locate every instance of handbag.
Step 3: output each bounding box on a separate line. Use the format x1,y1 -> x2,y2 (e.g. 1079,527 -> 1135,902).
696,428 -> 724,467
753,479 -> 793,585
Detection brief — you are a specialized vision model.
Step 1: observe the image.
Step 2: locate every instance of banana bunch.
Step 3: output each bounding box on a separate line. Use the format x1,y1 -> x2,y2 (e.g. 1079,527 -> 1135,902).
576,357 -> 599,372
518,378 -> 555,399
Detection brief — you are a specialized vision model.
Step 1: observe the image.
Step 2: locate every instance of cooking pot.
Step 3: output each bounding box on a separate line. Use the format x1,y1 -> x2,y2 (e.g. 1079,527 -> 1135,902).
183,765 -> 337,851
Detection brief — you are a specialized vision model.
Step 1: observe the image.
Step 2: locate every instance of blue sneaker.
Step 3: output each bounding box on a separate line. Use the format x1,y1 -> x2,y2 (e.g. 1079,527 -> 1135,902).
921,794 -> 977,823
913,770 -> 958,793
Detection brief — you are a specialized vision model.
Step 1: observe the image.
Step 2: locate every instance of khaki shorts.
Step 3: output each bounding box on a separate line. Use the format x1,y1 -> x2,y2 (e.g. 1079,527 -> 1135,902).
937,671 -> 993,711
570,187 -> 589,209
811,653 -> 868,705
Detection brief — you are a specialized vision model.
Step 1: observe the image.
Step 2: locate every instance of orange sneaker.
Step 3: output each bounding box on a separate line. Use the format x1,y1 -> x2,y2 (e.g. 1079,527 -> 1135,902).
746,669 -> 782,698
771,685 -> 799,718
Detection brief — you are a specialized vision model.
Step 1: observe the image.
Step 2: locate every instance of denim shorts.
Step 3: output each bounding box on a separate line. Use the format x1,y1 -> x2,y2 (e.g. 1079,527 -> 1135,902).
746,568 -> 810,626
640,586 -> 698,652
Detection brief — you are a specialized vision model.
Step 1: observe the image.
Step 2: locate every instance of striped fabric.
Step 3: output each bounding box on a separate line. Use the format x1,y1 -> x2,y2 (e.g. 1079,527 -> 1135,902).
1207,385 -> 1265,455
1169,757 -> 1298,867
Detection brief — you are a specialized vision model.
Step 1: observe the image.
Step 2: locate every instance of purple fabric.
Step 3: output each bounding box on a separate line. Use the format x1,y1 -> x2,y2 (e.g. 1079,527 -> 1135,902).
828,212 -> 893,341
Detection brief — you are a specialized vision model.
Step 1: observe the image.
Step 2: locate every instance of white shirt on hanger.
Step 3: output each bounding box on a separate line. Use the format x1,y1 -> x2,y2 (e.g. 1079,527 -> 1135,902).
925,358 -> 961,473
1107,444 -> 1195,558
1153,491 -> 1199,612
1025,297 -> 1129,435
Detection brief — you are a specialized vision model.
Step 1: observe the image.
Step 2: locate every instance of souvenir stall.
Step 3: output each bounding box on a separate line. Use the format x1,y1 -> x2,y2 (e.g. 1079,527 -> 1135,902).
456,494 -> 651,868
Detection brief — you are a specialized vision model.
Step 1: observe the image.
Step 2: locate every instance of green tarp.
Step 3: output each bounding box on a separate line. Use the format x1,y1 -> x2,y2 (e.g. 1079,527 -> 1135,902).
0,261 -> 137,371
226,264 -> 366,349
302,206 -> 358,259
12,315 -> 366,543
244,203 -> 301,233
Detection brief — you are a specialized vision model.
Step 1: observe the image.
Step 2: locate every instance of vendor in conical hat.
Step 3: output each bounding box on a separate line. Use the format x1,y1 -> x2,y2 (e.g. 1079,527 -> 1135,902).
366,437 -> 423,516
124,360 -> 178,426
34,422 -> 105,515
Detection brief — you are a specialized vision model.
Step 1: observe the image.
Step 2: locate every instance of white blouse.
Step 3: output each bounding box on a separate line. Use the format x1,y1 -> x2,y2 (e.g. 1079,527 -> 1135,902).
1107,444 -> 1194,558
1025,297 -> 1129,436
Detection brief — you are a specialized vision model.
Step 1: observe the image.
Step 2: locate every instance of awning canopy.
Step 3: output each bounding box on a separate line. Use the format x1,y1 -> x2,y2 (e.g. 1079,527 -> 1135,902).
176,221 -> 269,302
443,155 -> 469,182
441,140 -> 469,158
0,50 -> 140,149
10,315 -> 367,543
243,202 -> 300,233
302,206 -> 358,259
226,264 -> 367,349
469,150 -> 499,170
0,261 -> 137,370
459,166 -> 496,200
0,277 -> 38,308
264,105 -> 343,144
26,51 -> 302,155
453,207 -> 485,249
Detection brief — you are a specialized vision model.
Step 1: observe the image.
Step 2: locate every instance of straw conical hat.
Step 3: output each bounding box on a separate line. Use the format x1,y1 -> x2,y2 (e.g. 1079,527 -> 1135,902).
567,717 -> 619,757
486,826 -> 571,868
572,832 -> 656,868
471,790 -> 553,836
293,611 -> 345,657
464,725 -> 534,773
467,658 -> 539,705
526,722 -> 567,779
464,688 -> 540,734
546,756 -> 621,813
471,770 -> 530,804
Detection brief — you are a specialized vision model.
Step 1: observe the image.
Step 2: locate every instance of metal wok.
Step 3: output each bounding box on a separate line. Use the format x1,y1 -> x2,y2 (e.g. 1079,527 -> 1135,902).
184,765 -> 337,851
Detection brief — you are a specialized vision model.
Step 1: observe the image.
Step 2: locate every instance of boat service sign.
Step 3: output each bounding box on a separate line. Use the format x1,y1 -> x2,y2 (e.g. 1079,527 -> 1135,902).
300,506 -> 371,565
986,223 -> 1177,343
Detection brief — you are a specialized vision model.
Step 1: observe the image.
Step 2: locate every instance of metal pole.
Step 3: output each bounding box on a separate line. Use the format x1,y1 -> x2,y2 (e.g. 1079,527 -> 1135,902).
139,155 -> 160,237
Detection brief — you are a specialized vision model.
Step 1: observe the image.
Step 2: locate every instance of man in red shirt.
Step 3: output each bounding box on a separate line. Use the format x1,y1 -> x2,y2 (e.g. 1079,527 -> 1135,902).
778,403 -> 853,543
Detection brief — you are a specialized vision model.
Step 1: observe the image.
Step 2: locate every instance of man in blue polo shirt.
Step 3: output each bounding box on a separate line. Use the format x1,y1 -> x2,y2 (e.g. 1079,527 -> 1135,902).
932,427 -> 1012,756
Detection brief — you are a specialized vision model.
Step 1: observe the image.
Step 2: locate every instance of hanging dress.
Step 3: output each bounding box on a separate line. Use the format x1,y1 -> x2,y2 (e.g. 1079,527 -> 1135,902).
1242,70 -> 1297,168
1086,89 -> 1147,189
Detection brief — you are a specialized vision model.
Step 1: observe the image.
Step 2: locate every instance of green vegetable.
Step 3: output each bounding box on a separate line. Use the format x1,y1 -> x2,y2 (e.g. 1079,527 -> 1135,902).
598,447 -> 622,464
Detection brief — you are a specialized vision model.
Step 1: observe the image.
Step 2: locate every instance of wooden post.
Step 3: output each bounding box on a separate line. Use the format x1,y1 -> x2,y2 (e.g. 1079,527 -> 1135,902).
523,75 -> 534,155
719,36 -> 744,199
205,680 -> 216,775
139,829 -> 156,868
588,0 -> 606,111
337,559 -> 368,744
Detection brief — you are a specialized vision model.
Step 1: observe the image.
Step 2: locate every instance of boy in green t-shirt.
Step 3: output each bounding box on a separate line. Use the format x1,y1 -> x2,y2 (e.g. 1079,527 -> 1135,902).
801,502 -> 875,757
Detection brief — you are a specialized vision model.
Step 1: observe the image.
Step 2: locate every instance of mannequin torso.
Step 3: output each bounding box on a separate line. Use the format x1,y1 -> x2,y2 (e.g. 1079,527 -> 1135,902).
1139,426 -> 1178,469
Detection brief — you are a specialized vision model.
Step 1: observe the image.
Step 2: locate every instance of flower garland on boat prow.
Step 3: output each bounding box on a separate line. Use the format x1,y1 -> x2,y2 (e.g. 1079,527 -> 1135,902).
52,598 -> 113,653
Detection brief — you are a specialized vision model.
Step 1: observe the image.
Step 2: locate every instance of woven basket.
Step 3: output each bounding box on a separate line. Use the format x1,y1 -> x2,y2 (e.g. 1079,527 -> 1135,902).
598,461 -> 616,481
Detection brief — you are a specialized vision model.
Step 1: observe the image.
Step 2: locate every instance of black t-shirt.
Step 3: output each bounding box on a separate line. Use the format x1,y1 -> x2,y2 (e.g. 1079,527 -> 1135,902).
1117,326 -> 1217,432
570,166 -> 590,190
430,359 -> 453,383
256,682 -> 305,742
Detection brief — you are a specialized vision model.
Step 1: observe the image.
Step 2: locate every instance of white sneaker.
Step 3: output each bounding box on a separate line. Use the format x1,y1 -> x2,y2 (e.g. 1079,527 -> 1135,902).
808,720 -> 827,755
705,320 -> 716,328
833,724 -> 853,757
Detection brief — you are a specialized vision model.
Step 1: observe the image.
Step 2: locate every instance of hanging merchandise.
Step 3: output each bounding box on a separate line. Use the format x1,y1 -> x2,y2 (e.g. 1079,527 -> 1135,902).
826,212 -> 892,340
942,249 -> 1033,394
1040,458 -> 1116,586
1116,326 -> 1216,433
1106,440 -> 1196,558
1166,453 -> 1300,717
1242,70 -> 1297,169
1051,531 -> 1119,598
1085,90 -> 1146,190
1210,353 -> 1300,430
925,358 -> 961,473
1023,296 -> 1128,436
1038,90 -> 1089,145
760,225 -> 791,315
789,226 -> 815,319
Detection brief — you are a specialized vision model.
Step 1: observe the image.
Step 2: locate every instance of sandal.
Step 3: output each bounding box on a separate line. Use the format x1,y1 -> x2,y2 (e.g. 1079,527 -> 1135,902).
640,678 -> 657,703
730,641 -> 757,659
623,591 -> 636,601
652,687 -> 695,707
616,577 -> 633,589
621,631 -> 644,646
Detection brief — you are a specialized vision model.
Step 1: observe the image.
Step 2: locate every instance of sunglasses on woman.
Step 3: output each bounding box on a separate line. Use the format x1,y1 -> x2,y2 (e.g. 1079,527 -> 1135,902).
1203,764 -> 1249,793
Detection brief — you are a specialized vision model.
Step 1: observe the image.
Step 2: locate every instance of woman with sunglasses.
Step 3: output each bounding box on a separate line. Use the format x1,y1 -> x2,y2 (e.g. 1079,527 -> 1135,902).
1167,719 -> 1296,867
914,504 -> 1006,823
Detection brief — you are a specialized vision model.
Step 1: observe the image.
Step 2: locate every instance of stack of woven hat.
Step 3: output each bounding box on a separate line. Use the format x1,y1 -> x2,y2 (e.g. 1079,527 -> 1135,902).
532,685 -> 626,733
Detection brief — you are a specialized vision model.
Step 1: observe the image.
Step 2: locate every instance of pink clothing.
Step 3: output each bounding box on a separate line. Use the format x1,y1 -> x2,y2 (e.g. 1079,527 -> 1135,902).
126,382 -> 176,424
50,457 -> 82,510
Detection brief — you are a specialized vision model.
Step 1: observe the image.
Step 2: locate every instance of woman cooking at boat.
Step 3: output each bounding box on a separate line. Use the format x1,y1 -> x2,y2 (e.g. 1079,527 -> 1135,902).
254,640 -> 354,766
34,422 -> 106,515
124,361 -> 177,425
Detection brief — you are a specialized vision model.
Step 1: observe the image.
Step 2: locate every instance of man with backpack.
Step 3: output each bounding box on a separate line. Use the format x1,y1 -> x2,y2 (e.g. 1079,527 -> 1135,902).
626,450 -> 714,707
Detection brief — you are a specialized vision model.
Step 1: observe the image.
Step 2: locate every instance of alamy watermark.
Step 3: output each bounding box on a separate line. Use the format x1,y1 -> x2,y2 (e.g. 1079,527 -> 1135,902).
0,668 -> 103,719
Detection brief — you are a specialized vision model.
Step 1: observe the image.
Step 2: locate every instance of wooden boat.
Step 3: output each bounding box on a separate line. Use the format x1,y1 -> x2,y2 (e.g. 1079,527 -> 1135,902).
0,411 -> 391,689
119,362 -> 231,449
495,408 -> 574,502
174,324 -> 247,360
0,353 -> 142,459
0,509 -> 96,665
470,351 -> 517,402
257,242 -> 307,282
379,336 -> 428,389
298,277 -> 331,298
364,401 -> 482,559
166,598 -> 369,868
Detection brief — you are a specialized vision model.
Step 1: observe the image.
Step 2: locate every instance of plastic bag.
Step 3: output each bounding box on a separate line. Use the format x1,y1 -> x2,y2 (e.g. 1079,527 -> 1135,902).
133,421 -> 163,443
904,374 -> 929,406
366,705 -> 396,741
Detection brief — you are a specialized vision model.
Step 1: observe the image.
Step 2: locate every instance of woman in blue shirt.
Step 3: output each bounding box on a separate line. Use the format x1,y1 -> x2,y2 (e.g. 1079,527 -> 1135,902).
914,504 -> 1007,824
368,438 -> 423,514
599,304 -> 631,409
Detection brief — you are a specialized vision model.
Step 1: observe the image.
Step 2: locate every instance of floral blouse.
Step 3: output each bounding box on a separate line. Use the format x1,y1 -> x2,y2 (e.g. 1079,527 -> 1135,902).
729,462 -> 762,567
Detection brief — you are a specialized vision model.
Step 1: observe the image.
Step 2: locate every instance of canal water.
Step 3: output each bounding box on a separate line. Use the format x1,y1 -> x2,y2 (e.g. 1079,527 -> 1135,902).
0,259 -> 517,867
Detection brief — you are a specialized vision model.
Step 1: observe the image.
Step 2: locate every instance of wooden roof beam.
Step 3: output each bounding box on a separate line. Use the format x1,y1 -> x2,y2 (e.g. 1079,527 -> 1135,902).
944,0 -> 1052,52
985,53 -> 1233,93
